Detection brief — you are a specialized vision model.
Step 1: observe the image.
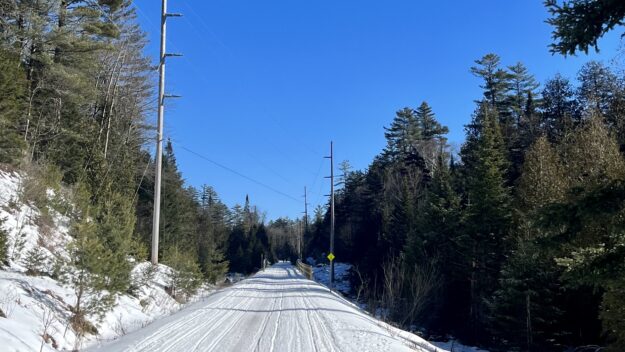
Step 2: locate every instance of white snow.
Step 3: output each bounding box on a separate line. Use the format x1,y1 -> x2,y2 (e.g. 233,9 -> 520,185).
431,340 -> 490,352
88,263 -> 446,352
313,262 -> 352,295
0,169 -> 213,351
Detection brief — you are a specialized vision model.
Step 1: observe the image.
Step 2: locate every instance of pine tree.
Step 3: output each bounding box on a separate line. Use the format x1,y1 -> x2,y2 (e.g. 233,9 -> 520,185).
201,241 -> 228,284
415,102 -> 449,140
384,107 -> 421,158
545,0 -> 625,55
163,246 -> 203,301
518,137 -> 569,210
0,50 -> 26,164
491,137 -> 568,351
470,54 -> 519,179
577,61 -> 617,117
0,217 -> 8,267
196,185 -> 229,282
540,116 -> 625,350
541,74 -> 579,142
561,115 -> 625,190
470,54 -> 511,116
24,246 -> 47,276
92,192 -> 136,292
404,150 -> 462,332
62,186 -> 118,335
460,102 -> 512,344
507,62 -> 540,126
159,140 -> 198,255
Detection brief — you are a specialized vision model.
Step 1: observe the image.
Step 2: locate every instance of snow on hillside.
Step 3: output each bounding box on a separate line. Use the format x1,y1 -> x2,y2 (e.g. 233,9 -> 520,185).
313,262 -> 352,295
0,169 -> 213,351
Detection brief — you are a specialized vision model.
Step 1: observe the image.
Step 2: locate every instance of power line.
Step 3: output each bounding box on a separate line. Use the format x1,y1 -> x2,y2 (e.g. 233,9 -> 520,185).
172,141 -> 301,203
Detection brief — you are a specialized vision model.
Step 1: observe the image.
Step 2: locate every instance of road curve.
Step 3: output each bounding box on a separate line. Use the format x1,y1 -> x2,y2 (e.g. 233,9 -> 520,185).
89,263 -> 436,352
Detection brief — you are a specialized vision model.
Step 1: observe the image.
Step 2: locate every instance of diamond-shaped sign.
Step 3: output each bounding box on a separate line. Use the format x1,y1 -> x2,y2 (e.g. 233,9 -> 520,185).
327,253 -> 335,262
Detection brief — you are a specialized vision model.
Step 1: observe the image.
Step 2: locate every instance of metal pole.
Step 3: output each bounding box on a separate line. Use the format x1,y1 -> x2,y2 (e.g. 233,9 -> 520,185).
330,141 -> 335,288
151,0 -> 167,265
298,221 -> 302,261
151,0 -> 182,265
304,186 -> 308,232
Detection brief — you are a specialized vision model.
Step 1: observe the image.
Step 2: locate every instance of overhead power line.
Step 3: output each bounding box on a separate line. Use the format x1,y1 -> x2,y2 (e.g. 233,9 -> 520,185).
172,141 -> 301,203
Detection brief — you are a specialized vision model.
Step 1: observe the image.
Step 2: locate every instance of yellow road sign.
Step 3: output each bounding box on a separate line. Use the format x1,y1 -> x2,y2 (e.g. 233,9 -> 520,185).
327,253 -> 335,262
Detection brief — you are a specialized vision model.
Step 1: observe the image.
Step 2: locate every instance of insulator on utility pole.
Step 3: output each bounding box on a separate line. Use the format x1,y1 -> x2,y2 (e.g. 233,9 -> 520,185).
152,0 -> 182,265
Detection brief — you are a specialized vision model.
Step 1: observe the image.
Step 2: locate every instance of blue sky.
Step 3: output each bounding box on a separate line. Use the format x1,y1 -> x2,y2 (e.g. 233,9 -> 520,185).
132,0 -> 623,220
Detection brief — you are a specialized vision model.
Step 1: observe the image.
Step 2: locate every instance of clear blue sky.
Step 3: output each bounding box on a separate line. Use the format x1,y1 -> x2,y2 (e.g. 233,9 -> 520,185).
132,0 -> 622,220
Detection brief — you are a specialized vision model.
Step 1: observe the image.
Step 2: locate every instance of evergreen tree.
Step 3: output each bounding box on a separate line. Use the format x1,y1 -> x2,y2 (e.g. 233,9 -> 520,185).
92,192 -> 136,292
62,186 -> 117,336
404,150 -> 462,333
491,137 -> 568,351
459,102 -> 512,344
164,246 -> 203,301
561,115 -> 625,190
538,116 -> 625,349
159,140 -> 198,256
577,61 -> 617,117
507,62 -> 540,126
545,0 -> 625,55
0,217 -> 7,267
384,107 -> 421,158
470,54 -> 511,116
196,185 -> 229,282
0,50 -> 26,164
541,74 -> 579,142
415,102 -> 449,140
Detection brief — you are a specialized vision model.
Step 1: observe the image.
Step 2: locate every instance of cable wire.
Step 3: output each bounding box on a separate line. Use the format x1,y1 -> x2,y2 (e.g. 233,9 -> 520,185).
171,140 -> 301,203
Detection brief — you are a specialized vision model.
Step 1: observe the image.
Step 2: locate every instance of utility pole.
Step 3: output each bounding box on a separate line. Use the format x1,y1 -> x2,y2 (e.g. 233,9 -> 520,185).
300,186 -> 308,262
151,0 -> 182,265
324,141 -> 335,289
303,186 -> 308,232
297,221 -> 302,261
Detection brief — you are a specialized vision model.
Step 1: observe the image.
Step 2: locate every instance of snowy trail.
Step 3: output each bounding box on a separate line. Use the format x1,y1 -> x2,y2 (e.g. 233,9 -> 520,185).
89,263 -> 438,352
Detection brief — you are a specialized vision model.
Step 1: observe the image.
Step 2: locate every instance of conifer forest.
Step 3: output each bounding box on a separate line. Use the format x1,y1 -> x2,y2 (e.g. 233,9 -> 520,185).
1,1 -> 625,351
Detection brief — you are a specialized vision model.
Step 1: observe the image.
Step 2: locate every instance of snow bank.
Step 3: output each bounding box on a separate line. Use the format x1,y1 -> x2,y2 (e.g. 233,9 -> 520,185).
0,169 -> 213,351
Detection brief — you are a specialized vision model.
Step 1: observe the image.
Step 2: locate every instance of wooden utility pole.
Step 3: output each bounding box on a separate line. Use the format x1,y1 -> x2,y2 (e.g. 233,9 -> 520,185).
325,141 -> 335,288
303,186 -> 308,231
151,0 -> 181,265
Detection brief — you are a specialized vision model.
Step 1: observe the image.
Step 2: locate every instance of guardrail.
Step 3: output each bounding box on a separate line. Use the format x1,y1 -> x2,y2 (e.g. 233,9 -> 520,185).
296,259 -> 313,280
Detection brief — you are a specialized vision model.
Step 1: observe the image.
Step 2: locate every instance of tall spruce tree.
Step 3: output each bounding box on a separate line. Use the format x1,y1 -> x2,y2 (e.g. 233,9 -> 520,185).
541,74 -> 579,142
404,149 -> 462,333
491,137 -> 568,351
159,140 -> 198,256
460,102 -> 512,344
0,50 -> 26,164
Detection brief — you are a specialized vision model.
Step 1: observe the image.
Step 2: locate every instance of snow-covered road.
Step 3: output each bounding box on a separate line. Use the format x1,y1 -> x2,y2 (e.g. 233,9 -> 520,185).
89,263 -> 438,352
